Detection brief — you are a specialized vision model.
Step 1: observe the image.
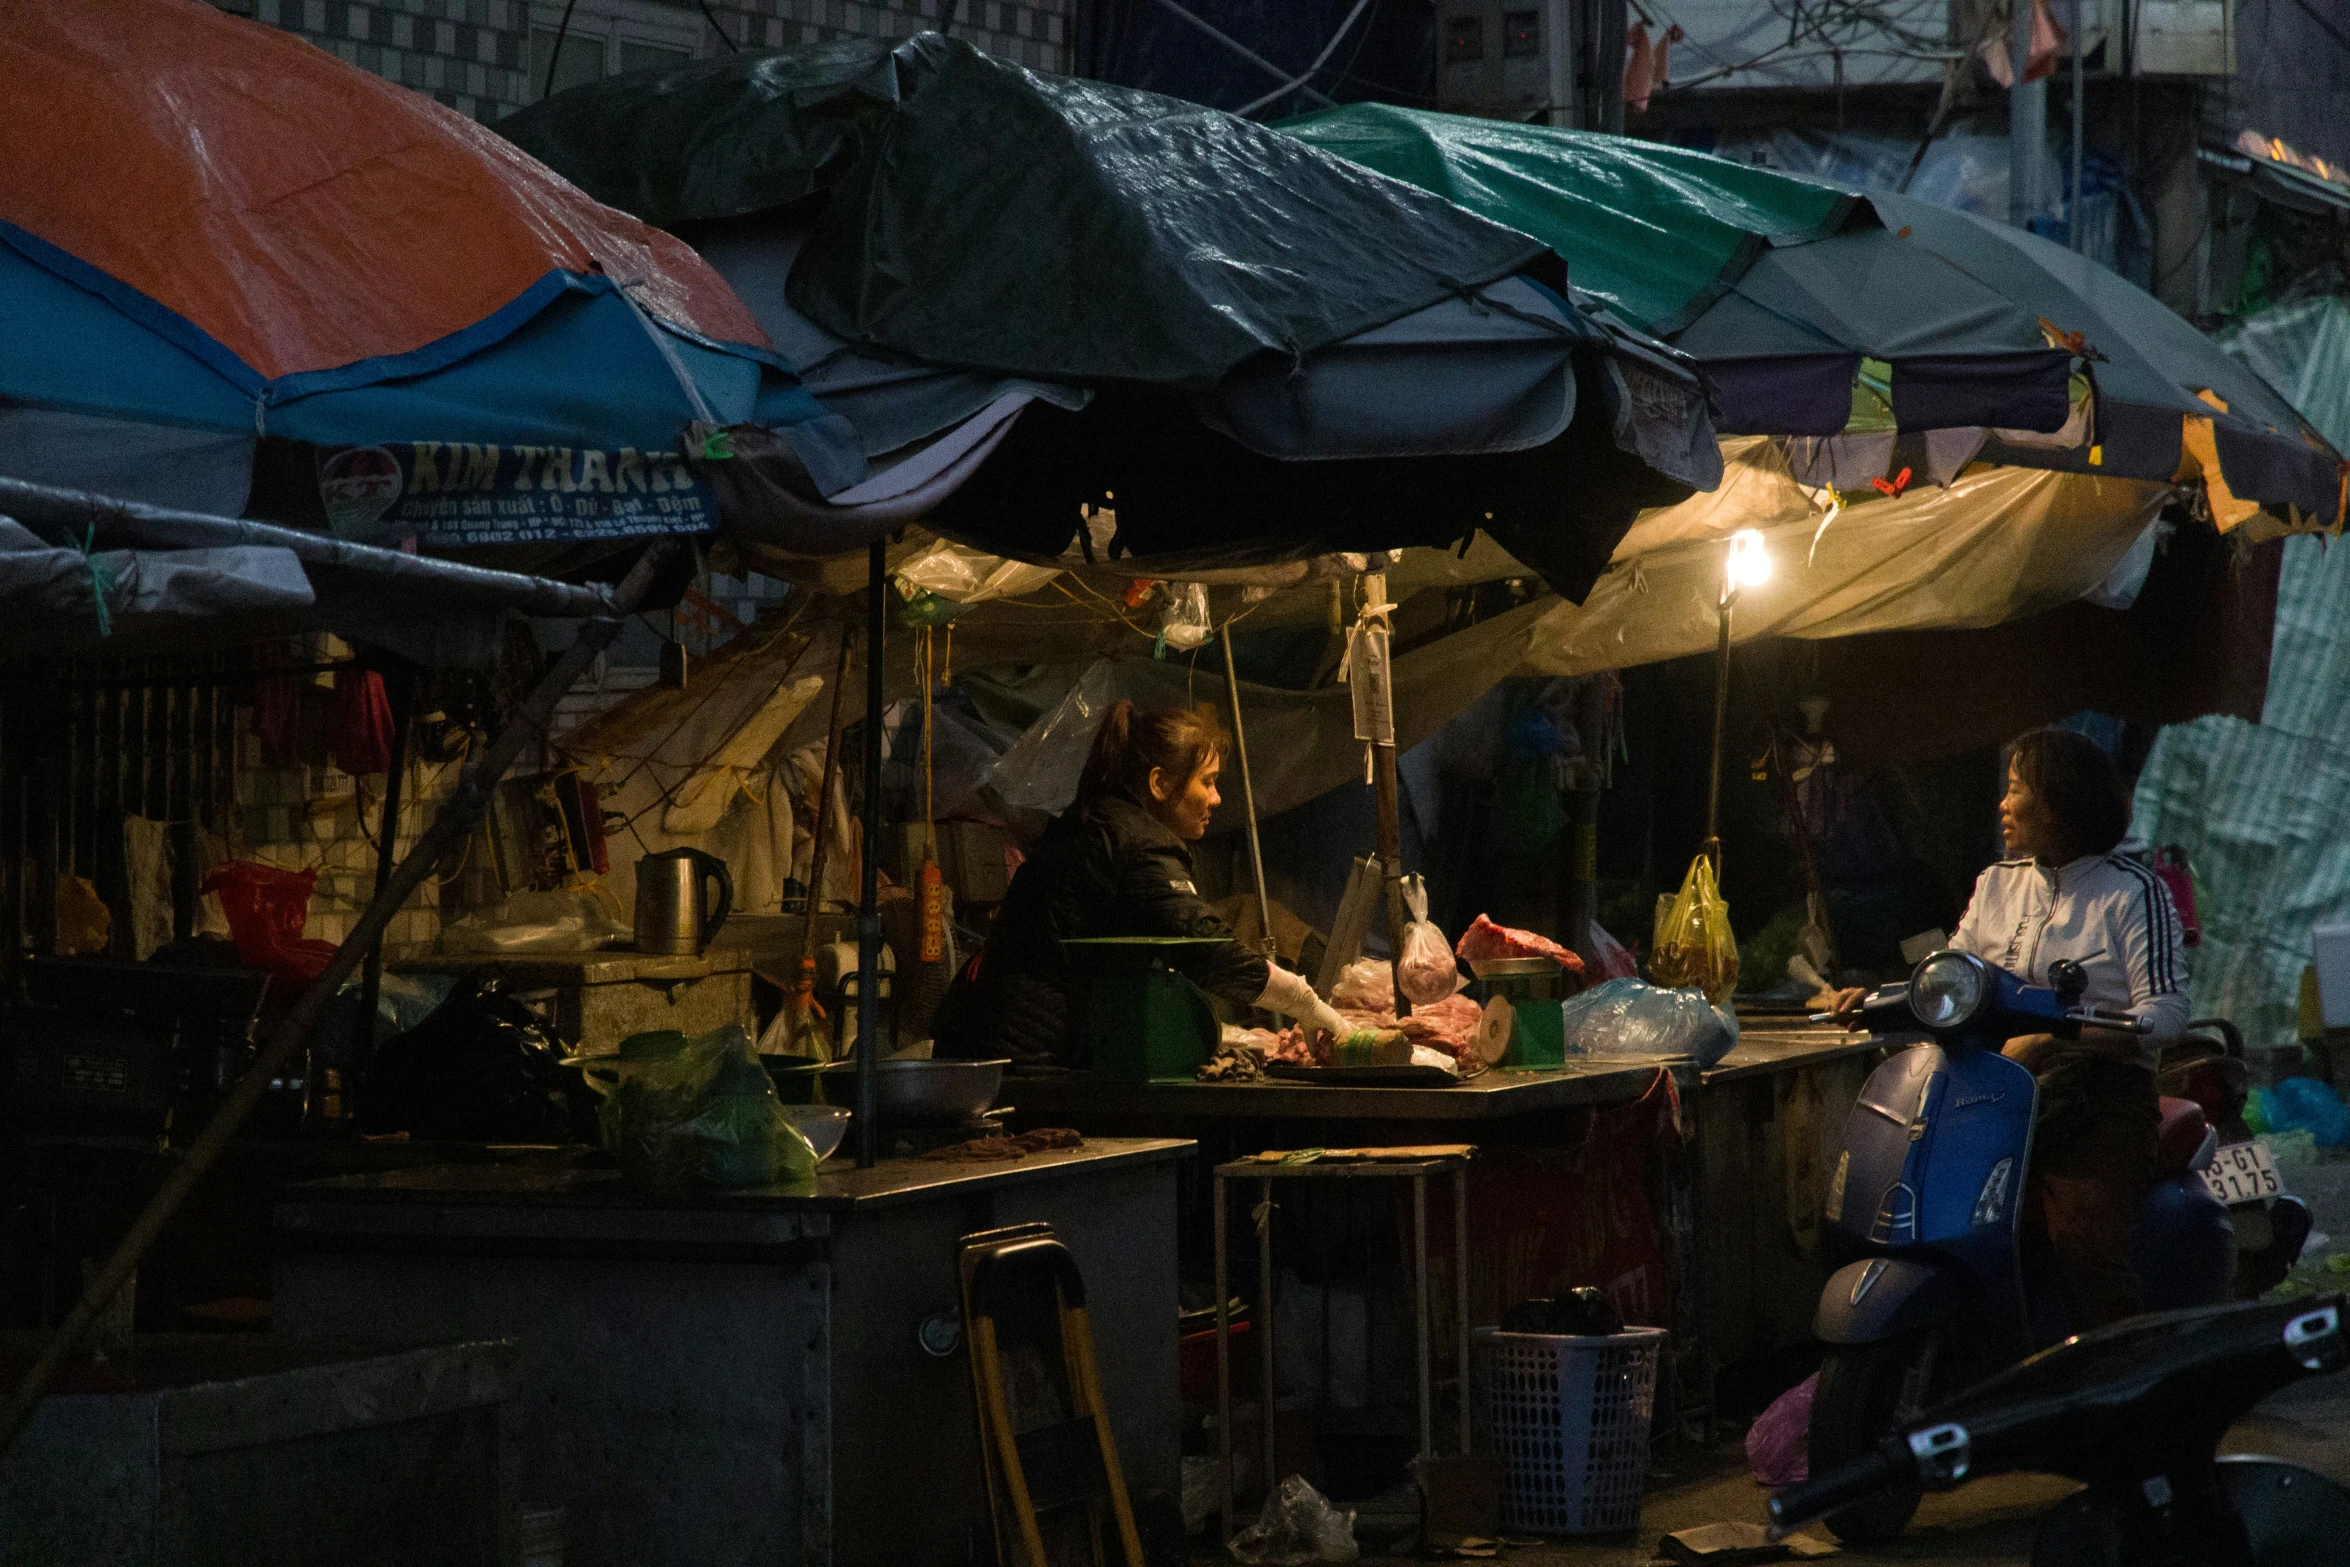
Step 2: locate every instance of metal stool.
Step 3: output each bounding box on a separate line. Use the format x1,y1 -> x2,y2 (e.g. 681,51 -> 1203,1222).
1211,1149 -> 1473,1540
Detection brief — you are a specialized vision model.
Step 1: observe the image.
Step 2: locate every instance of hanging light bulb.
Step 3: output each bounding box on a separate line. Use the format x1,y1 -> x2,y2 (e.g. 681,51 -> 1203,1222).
1726,529 -> 1773,592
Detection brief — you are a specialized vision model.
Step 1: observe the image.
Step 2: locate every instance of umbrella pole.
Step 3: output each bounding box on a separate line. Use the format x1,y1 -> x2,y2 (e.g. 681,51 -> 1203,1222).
2068,0 -> 2084,252
354,663 -> 416,1071
1704,597 -> 1732,871
1217,624 -> 1275,958
1563,676 -> 1608,973
1362,570 -> 1408,1017
856,542 -> 885,1168
791,629 -> 853,1059
0,537 -> 685,1462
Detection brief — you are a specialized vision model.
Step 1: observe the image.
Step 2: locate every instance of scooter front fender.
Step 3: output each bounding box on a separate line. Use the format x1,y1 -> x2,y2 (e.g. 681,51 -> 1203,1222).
1816,1255 -> 1965,1345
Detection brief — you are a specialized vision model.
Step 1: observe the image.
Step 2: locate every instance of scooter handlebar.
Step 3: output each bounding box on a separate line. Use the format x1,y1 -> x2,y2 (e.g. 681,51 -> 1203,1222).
1766,1441 -> 1909,1535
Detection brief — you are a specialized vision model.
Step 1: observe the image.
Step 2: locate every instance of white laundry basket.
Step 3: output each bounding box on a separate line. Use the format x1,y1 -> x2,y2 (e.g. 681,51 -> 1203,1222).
1474,1324 -> 1668,1534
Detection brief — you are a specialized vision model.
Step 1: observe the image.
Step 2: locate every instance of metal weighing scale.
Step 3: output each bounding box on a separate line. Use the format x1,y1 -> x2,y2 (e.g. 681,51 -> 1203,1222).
1467,956 -> 1570,1070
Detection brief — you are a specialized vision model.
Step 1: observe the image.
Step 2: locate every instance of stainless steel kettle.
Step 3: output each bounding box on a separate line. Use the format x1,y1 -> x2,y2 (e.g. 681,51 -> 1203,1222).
633,848 -> 733,955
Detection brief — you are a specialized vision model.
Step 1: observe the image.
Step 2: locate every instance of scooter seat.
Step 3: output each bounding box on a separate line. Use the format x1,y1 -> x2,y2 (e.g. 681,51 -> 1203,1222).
2156,1096 -> 2212,1177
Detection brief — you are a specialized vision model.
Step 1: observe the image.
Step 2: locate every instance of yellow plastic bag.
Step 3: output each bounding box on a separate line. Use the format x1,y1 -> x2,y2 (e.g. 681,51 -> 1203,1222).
1651,855 -> 1739,1003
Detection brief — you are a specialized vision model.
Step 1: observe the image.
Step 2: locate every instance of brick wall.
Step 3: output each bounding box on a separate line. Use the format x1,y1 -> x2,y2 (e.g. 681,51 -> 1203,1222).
210,0 -> 1072,125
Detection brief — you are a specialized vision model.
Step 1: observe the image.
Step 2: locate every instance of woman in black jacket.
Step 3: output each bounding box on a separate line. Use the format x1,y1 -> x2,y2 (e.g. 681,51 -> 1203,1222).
932,701 -> 1349,1069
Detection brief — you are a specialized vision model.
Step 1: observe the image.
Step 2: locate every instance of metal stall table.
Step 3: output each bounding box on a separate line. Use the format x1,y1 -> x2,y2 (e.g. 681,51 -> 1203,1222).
1210,1148 -> 1473,1542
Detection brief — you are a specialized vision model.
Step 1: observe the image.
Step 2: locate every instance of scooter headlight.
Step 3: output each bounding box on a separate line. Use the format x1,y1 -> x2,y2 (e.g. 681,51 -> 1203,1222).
1909,950 -> 1989,1029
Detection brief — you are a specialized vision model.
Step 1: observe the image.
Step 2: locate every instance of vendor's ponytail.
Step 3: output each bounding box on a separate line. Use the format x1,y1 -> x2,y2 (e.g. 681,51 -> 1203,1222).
1077,700 -> 1226,809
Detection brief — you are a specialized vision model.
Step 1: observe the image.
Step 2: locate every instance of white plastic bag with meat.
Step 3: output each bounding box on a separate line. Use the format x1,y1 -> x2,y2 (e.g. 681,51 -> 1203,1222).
1330,957 -> 1396,1015
1396,874 -> 1461,1007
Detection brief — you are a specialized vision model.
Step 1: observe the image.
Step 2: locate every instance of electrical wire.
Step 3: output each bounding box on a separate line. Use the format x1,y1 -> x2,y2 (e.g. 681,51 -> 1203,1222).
1233,0 -> 1374,117
540,0 -> 583,100
694,0 -> 741,51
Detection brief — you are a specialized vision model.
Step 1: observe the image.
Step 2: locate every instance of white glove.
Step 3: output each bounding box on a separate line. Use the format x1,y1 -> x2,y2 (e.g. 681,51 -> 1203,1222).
1255,965 -> 1354,1039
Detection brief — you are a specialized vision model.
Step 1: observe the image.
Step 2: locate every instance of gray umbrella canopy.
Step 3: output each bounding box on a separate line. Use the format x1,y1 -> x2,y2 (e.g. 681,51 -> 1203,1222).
501,33 -> 1722,597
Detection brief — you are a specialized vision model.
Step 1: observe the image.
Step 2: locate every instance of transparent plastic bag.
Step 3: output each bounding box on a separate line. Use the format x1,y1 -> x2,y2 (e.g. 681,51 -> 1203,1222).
1396,873 -> 1460,1007
1229,1475 -> 1359,1565
592,1024 -> 817,1189
893,539 -> 1061,605
1651,854 -> 1739,1002
1559,977 -> 1738,1069
980,661 -> 1116,814
1159,580 -> 1212,650
1329,957 -> 1395,1015
438,889 -> 626,954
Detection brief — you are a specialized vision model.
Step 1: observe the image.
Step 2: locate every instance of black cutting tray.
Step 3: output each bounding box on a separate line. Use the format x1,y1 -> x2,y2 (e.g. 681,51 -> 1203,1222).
1262,1062 -> 1460,1088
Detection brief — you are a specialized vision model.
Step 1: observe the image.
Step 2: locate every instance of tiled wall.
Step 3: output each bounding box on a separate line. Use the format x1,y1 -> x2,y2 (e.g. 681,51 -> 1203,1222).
210,0 -> 1072,124
232,722 -> 465,951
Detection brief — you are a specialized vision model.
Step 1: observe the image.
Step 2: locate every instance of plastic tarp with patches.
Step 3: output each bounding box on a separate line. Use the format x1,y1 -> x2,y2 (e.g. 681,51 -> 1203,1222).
2134,293 -> 2350,1048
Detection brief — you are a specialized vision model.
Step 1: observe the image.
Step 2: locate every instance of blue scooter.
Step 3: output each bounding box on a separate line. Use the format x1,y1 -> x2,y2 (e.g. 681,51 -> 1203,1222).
1805,949 -> 2237,1543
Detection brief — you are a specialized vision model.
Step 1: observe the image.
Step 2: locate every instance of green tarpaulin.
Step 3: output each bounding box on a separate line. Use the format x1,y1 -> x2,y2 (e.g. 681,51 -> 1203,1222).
1279,101 -> 1859,335
1280,103 -> 2081,438
2134,295 -> 2350,1049
502,35 -> 1551,392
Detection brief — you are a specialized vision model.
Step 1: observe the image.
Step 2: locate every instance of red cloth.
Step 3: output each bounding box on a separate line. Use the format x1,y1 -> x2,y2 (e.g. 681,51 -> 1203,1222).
332,669 -> 395,776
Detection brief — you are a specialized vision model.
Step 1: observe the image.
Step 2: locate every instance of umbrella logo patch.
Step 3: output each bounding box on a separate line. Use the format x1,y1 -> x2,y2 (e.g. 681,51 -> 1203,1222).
318,446 -> 404,541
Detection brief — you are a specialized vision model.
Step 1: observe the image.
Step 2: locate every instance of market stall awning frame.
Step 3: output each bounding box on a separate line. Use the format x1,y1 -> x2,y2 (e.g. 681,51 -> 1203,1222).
0,475 -> 616,665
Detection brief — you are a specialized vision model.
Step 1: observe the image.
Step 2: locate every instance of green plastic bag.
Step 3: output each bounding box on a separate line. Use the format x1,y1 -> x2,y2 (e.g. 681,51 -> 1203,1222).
592,1025 -> 817,1189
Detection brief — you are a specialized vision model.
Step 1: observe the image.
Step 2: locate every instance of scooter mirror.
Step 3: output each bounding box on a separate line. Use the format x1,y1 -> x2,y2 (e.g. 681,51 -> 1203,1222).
2049,959 -> 2088,1008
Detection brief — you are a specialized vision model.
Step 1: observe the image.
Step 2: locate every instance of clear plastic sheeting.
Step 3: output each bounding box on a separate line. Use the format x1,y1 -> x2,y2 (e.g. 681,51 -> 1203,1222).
893,538 -> 1061,606
978,597 -> 1555,826
1522,438 -> 2170,677
565,625 -> 834,923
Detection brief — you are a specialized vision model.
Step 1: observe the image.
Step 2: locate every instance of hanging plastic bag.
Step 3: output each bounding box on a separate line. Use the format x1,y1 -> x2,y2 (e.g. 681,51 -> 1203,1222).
1651,854 -> 1739,1002
591,1024 -> 818,1189
1396,874 -> 1460,1007
201,860 -> 338,979
1159,580 -> 1212,651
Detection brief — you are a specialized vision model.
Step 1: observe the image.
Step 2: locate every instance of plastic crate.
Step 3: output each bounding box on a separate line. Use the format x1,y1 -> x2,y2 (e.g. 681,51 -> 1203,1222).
1474,1324 -> 1667,1534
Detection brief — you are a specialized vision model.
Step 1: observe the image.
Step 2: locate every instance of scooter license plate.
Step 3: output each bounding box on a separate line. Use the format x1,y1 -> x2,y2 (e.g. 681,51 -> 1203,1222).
2203,1140 -> 2284,1204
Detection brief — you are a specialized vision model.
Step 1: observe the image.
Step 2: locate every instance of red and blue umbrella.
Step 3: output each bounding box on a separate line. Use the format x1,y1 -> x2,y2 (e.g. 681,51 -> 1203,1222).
0,0 -> 860,546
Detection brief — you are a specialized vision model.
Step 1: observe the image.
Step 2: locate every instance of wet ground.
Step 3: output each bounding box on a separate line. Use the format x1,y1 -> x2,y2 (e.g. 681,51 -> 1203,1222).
1197,1154 -> 2350,1563
1185,1367 -> 2350,1566
1448,1368 -> 2350,1566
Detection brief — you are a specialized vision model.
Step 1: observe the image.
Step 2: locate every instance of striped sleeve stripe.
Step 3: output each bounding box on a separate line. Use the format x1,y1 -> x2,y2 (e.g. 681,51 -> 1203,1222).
2108,856 -> 2177,994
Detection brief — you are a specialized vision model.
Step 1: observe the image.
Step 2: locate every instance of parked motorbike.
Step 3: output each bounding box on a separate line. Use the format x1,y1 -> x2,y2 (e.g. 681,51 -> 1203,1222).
1807,949 -> 2238,1542
2159,1015 -> 2315,1299
1771,1296 -> 2350,1567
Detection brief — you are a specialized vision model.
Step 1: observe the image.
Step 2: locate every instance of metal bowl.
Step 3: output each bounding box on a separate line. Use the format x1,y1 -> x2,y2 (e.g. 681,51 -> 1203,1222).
779,1104 -> 851,1162
822,1058 -> 1008,1124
